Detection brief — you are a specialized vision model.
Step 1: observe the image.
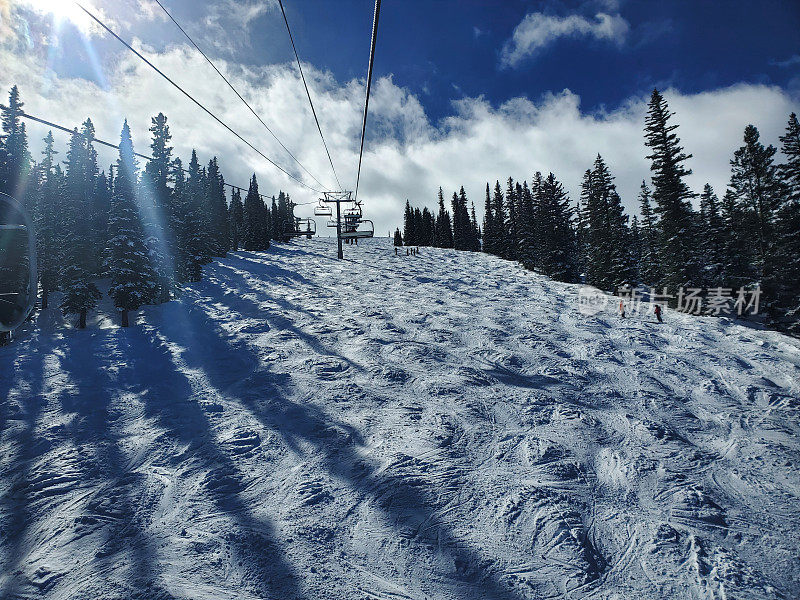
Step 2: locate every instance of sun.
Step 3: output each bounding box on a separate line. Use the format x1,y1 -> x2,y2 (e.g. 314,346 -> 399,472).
23,0 -> 95,32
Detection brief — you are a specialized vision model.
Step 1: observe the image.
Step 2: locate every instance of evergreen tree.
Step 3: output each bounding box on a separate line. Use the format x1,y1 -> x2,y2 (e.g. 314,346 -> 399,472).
516,181 -> 536,268
270,197 -> 280,241
142,114 -> 174,302
206,157 -> 230,256
434,187 -> 453,248
243,175 -> 269,250
403,199 -> 414,245
698,183 -> 724,286
482,183 -> 495,255
491,181 -> 507,258
182,151 -> 206,280
469,201 -> 481,251
719,188 -> 751,288
107,121 -> 156,326
421,206 -> 435,246
393,227 -> 403,246
504,178 -> 518,260
728,124 -> 783,284
34,131 -> 61,309
229,187 -> 244,251
637,181 -> 661,285
774,113 -> 800,333
537,172 -> 578,282
0,86 -> 32,199
644,89 -> 698,291
60,126 -> 101,328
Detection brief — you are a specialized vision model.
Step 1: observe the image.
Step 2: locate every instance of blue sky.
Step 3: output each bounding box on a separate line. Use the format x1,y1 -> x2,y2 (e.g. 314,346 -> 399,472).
1,0 -> 799,232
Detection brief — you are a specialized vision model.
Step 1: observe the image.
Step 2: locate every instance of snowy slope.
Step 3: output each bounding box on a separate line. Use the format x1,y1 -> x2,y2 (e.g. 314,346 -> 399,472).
1,237 -> 799,600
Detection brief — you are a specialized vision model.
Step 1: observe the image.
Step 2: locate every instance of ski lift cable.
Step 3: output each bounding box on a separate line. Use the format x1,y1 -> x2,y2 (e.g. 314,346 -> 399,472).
20,111 -> 277,202
354,0 -> 381,204
277,0 -> 342,191
150,0 -> 330,192
74,2 -> 323,194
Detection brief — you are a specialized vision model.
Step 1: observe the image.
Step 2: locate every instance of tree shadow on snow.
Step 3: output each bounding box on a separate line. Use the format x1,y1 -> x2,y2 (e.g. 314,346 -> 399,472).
154,270 -> 528,600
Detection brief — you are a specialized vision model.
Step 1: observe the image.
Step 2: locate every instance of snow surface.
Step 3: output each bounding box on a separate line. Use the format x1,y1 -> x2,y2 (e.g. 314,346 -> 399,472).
1,237 -> 799,600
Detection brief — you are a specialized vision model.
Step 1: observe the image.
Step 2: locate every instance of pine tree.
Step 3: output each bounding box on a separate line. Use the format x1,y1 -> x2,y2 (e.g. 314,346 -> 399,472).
0,86 -> 32,199
644,89 -> 698,291
637,181 -> 661,285
774,113 -> 800,333
107,121 -> 156,326
537,173 -> 578,282
482,183 -> 494,255
142,114 -> 174,303
434,187 -> 453,248
34,131 -> 61,309
229,187 -> 244,251
729,125 -> 783,285
270,197 -> 280,241
421,206 -> 435,246
492,181 -> 507,258
182,151 -> 206,280
516,181 -> 535,268
243,175 -> 268,250
698,183 -> 724,286
206,157 -> 230,256
504,178 -> 518,260
469,201 -> 481,251
403,199 -> 414,245
60,126 -> 101,328
393,227 -> 403,246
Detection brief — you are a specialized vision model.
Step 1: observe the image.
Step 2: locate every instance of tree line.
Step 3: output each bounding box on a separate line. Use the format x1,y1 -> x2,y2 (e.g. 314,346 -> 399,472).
400,89 -> 800,335
0,85 -> 297,334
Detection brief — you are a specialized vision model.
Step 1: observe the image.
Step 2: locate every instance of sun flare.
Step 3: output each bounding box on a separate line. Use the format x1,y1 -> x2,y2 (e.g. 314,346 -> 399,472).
23,0 -> 94,32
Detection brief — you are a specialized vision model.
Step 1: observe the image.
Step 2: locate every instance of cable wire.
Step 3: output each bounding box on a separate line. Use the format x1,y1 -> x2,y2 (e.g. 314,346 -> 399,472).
74,2 -> 323,194
277,0 -> 341,190
354,0 -> 381,203
150,0 -> 329,191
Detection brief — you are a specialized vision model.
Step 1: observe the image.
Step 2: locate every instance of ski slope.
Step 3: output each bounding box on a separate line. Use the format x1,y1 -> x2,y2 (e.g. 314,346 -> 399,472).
1,237 -> 799,600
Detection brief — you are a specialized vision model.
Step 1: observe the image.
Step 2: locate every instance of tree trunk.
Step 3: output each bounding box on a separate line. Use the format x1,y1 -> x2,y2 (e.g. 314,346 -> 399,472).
0,332 -> 9,347
79,309 -> 87,329
121,309 -> 129,328
41,289 -> 48,309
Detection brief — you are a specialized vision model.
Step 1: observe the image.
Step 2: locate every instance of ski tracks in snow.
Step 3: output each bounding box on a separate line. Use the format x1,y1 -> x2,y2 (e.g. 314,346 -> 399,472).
1,237 -> 799,599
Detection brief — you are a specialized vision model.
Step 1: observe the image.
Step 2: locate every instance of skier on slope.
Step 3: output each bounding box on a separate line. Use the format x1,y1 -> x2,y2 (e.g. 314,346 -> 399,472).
619,299 -> 626,319
654,304 -> 662,323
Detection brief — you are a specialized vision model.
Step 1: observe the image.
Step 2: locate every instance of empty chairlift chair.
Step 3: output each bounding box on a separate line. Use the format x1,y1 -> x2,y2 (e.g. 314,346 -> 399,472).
0,192 -> 37,332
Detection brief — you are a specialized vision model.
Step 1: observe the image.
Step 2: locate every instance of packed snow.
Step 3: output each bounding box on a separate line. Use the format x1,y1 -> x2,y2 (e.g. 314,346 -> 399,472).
1,237 -> 799,599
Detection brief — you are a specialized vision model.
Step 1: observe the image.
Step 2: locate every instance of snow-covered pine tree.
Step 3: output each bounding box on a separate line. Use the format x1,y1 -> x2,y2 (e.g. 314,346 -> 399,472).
644,89 -> 699,292
229,187 -> 244,251
60,127 -> 101,328
107,121 -> 156,327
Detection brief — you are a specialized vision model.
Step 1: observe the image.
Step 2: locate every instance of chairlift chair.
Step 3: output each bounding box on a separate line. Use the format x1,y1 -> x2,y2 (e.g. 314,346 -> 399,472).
0,192 -> 37,333
313,204 -> 332,217
283,216 -> 316,239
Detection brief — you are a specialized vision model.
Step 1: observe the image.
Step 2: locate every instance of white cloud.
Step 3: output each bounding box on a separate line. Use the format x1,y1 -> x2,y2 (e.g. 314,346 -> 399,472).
770,54 -> 800,68
0,34 -> 796,239
501,12 -> 629,68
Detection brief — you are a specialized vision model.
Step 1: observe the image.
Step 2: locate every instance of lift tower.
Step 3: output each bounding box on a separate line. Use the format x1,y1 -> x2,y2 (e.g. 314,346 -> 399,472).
321,190 -> 352,260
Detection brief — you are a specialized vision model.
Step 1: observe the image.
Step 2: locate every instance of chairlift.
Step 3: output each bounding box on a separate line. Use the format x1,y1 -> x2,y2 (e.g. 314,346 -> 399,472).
313,204 -> 332,217
283,216 -> 316,239
340,218 -> 374,240
0,192 -> 37,333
